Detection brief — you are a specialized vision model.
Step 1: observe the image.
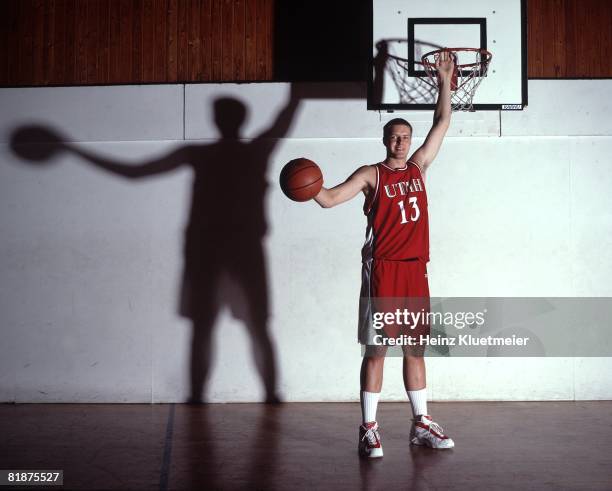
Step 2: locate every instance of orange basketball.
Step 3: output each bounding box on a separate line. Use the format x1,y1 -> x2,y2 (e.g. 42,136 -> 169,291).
280,158 -> 323,202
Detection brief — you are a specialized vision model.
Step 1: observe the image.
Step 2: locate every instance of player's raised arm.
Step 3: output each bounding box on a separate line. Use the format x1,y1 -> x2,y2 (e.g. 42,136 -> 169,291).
314,165 -> 375,209
409,50 -> 454,173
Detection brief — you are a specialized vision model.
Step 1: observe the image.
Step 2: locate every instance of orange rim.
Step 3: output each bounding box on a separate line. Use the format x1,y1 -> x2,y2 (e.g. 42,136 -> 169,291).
421,47 -> 492,70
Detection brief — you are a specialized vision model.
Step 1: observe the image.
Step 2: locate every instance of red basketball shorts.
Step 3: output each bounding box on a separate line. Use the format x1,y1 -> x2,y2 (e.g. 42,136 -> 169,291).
358,258 -> 431,346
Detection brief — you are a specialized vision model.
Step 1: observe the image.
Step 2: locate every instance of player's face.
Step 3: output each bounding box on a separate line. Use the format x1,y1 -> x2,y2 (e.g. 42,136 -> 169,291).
384,125 -> 412,159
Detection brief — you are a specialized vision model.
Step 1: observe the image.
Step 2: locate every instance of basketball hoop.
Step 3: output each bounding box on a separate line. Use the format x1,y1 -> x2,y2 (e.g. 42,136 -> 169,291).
421,48 -> 492,112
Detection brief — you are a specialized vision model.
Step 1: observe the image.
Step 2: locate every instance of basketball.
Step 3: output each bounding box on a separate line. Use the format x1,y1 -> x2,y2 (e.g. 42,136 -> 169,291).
279,158 -> 323,202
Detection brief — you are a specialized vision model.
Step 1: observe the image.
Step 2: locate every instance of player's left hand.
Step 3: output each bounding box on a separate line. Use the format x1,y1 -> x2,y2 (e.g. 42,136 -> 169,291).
436,49 -> 455,81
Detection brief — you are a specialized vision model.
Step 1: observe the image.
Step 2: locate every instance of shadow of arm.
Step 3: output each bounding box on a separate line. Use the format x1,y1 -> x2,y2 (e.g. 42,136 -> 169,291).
68,144 -> 192,179
256,84 -> 301,140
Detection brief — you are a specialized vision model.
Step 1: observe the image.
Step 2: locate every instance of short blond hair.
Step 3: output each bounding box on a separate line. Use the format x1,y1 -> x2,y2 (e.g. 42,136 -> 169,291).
383,118 -> 413,139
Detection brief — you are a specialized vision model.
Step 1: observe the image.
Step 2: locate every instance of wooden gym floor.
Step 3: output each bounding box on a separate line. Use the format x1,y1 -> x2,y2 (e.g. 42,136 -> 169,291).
1,401 -> 611,490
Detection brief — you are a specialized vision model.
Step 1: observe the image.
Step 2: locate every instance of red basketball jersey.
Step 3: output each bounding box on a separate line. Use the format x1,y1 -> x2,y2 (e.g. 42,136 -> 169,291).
362,161 -> 429,262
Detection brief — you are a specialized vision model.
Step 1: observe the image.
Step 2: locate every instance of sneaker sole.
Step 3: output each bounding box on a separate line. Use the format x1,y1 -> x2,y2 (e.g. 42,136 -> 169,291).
359,447 -> 384,458
411,437 -> 454,449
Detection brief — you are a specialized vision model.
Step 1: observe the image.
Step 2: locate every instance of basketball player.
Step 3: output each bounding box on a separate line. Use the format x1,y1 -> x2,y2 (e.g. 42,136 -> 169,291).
314,51 -> 455,457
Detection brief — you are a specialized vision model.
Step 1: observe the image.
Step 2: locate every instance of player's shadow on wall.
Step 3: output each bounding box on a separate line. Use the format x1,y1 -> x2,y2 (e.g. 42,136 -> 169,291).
10,88 -> 301,404
371,39 -> 442,106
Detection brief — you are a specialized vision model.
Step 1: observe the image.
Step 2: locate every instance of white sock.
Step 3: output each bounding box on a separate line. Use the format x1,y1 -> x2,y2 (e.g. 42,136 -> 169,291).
407,388 -> 428,418
360,391 -> 380,424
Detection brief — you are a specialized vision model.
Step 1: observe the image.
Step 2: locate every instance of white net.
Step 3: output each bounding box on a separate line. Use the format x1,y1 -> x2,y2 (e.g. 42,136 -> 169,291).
386,55 -> 437,105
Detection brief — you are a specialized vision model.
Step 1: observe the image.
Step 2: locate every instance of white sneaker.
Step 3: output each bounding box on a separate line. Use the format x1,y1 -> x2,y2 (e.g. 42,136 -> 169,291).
410,415 -> 455,449
358,421 -> 384,458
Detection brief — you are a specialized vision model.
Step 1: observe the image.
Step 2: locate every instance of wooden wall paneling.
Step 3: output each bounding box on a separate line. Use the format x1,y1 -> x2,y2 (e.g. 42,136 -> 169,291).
15,0 -> 31,85
539,0 -> 560,78
1,0 -> 274,86
600,0 -> 612,77
6,0 -> 612,86
590,1 -> 599,76
74,0 -> 87,83
255,0 -> 265,79
132,0 -> 143,82
582,0 -> 612,77
590,0 -> 602,75
188,0 -> 202,81
569,0 -> 589,77
0,4 -> 6,84
16,0 -> 32,85
97,0 -> 110,84
118,0 -> 132,83
211,0 -> 223,80
232,0 -> 245,80
264,0 -> 273,79
563,0 -> 578,78
256,0 -> 273,80
85,0 -> 98,83
4,0 -> 21,85
581,0 -> 595,76
221,0 -> 234,80
596,0 -> 607,75
142,0 -> 155,82
108,0 -> 121,83
52,0 -> 67,84
154,0 -> 168,81
43,0 -> 56,84
245,0 -> 257,80
527,0 -> 540,77
64,0 -> 76,83
177,0 -> 189,81
551,0 -> 566,77
166,0 -> 178,82
33,0 -> 46,84
529,0 -> 612,78
255,0 -> 268,79
0,2 -> 9,84
201,0 -> 213,81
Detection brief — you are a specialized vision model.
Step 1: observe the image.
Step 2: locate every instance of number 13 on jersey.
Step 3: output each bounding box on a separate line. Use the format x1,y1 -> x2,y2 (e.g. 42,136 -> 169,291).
398,197 -> 420,224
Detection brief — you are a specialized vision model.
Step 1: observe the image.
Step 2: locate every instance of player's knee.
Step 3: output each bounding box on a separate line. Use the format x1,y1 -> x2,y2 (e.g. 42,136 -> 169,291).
402,345 -> 426,358
364,345 -> 388,359
365,355 -> 386,368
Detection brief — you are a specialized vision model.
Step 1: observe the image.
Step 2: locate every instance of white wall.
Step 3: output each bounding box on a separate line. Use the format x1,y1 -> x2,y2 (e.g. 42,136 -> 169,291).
0,81 -> 611,403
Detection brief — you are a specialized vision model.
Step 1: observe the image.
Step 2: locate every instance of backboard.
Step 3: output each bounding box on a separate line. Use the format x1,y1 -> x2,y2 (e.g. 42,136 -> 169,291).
369,0 -> 527,111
